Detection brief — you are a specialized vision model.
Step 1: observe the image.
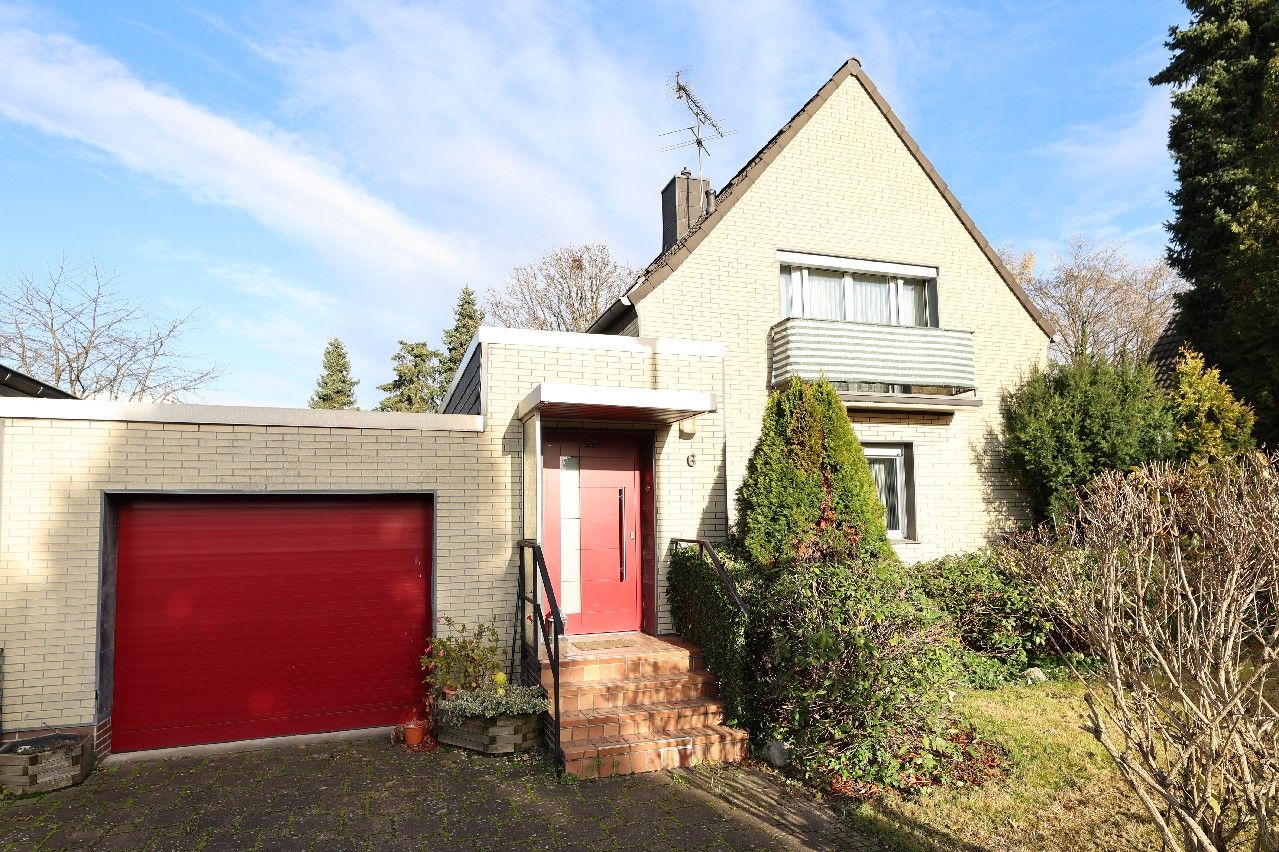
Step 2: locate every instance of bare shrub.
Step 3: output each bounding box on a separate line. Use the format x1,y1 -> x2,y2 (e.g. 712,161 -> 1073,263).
1004,455 -> 1279,851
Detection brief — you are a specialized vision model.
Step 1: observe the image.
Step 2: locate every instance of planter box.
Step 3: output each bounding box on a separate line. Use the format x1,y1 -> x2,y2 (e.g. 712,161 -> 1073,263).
437,714 -> 542,754
0,733 -> 92,796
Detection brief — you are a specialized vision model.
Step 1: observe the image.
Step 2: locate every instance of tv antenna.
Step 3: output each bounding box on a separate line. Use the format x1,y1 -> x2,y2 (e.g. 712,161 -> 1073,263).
660,70 -> 734,179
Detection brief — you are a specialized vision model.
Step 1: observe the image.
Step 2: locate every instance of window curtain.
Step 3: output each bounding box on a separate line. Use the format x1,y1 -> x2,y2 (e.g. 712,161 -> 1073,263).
806,269 -> 844,320
867,456 -> 901,531
779,267 -> 796,318
901,280 -> 928,326
848,274 -> 891,324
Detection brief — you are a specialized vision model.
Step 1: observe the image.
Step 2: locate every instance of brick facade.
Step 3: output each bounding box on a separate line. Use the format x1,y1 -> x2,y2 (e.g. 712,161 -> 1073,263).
628,66 -> 1049,560
0,333 -> 723,739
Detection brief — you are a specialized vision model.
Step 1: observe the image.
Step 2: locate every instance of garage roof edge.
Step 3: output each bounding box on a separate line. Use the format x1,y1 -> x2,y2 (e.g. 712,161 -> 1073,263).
0,399 -> 485,431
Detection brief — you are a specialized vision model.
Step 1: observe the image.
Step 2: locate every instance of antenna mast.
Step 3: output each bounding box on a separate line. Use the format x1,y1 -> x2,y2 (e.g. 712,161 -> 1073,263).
661,70 -> 734,180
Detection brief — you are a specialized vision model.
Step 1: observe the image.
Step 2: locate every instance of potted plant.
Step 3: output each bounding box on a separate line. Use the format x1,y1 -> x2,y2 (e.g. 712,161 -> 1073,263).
422,617 -> 548,754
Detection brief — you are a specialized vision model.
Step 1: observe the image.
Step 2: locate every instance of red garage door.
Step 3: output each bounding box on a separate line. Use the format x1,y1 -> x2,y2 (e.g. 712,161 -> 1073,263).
111,495 -> 431,752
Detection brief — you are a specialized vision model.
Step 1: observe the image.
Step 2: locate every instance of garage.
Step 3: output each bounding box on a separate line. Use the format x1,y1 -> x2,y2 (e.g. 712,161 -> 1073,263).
109,494 -> 432,753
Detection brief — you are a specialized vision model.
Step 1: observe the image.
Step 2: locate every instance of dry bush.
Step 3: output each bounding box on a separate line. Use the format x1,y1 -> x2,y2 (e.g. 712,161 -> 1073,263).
1003,455 -> 1279,851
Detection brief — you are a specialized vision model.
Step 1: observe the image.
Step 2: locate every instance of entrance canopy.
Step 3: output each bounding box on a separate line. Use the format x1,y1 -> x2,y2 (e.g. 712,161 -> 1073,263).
517,383 -> 716,424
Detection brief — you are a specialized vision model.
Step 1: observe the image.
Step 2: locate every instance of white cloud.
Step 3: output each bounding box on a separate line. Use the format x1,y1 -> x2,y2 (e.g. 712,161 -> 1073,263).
1039,88 -> 1173,258
0,12 -> 467,288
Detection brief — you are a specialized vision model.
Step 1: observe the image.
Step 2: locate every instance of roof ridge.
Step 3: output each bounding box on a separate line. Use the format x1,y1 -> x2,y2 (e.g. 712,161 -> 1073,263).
589,57 -> 1051,338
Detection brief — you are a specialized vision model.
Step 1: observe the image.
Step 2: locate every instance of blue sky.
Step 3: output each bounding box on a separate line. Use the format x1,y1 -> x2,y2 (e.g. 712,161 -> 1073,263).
0,1 -> 1186,407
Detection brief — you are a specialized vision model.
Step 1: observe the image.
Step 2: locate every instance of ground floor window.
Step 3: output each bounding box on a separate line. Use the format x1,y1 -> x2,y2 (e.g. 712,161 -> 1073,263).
863,444 -> 914,540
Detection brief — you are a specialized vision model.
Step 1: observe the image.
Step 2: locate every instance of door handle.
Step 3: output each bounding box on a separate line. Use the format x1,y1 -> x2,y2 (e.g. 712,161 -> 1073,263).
619,487 -> 627,582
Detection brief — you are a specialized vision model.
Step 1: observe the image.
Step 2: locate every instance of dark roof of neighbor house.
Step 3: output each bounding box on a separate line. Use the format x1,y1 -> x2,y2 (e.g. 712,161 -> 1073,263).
0,364 -> 78,399
589,57 -> 1052,338
1148,317 -> 1185,388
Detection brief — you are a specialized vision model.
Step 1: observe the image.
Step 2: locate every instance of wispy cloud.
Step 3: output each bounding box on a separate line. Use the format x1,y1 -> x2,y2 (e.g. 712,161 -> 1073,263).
1039,87 -> 1172,257
0,8 -> 466,287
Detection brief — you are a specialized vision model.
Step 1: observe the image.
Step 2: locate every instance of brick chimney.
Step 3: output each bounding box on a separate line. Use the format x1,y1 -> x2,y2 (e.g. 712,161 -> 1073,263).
661,168 -> 713,252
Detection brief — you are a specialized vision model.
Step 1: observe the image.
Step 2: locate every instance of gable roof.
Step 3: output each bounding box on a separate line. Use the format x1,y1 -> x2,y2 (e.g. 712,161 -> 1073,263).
1148,316 -> 1184,388
591,58 -> 1051,337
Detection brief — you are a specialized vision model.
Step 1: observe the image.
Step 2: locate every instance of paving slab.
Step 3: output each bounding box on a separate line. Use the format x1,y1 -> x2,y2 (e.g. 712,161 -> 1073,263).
0,737 -> 882,850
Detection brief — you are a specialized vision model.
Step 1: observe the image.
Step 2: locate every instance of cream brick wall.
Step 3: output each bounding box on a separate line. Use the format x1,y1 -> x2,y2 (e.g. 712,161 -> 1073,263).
632,72 -> 1049,559
0,414 -> 503,732
0,334 -> 724,733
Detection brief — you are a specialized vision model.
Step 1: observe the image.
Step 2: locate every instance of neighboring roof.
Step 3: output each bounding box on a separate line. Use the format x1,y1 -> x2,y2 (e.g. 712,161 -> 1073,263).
589,57 -> 1051,338
0,364 -> 77,399
1149,316 -> 1184,388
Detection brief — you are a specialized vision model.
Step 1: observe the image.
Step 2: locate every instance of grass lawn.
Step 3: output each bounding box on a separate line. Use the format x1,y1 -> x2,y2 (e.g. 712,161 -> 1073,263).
843,680 -> 1164,852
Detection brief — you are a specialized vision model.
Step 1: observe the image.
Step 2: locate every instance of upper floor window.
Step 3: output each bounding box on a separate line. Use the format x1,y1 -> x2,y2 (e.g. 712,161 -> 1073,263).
777,252 -> 938,328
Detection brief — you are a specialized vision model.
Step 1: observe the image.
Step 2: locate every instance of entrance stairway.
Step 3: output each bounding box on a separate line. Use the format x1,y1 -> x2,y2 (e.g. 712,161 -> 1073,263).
545,632 -> 748,778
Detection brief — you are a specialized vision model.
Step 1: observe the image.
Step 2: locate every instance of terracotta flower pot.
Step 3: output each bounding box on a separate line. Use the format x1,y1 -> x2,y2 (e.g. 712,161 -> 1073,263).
403,722 -> 425,747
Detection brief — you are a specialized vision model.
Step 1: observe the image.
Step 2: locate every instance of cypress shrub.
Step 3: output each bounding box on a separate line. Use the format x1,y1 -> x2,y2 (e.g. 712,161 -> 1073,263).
1169,347 -> 1255,467
736,377 -> 893,565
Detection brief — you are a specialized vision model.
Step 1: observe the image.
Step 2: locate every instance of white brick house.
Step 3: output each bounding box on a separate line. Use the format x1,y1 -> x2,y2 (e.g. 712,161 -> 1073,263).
0,58 -> 1047,773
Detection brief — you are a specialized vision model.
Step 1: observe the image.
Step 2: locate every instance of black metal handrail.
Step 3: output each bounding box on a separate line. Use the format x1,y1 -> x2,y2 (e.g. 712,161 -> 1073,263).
512,539 -> 564,763
671,538 -> 747,618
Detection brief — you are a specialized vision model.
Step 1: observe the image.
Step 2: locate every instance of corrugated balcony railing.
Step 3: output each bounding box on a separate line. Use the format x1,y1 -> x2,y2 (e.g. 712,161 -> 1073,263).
769,317 -> 977,391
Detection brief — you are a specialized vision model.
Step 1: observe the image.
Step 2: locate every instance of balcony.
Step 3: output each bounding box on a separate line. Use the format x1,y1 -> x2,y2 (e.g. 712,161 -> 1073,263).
769,317 -> 978,403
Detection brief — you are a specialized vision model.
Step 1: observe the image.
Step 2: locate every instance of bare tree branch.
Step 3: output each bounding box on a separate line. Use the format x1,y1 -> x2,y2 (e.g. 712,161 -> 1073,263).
485,243 -> 637,333
999,237 -> 1184,362
1003,456 -> 1279,851
0,256 -> 221,401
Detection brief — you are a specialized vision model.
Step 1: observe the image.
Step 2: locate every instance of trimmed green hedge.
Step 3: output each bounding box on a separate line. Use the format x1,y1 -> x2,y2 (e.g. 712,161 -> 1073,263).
667,544 -> 751,727
750,558 -> 963,788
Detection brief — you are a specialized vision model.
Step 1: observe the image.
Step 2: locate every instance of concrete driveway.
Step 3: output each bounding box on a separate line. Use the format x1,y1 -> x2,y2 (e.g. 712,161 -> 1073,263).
0,736 -> 880,851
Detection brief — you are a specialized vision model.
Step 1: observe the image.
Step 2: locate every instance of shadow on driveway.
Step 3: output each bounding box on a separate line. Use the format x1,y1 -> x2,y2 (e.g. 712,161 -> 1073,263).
0,737 -> 887,850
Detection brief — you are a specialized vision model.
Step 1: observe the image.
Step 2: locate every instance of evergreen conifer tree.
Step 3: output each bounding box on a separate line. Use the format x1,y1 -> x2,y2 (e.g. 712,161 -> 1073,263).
376,340 -> 443,413
1002,354 -> 1174,519
736,377 -> 893,566
1153,2 -> 1279,444
1170,347 -> 1256,467
308,337 -> 359,410
439,286 -> 484,394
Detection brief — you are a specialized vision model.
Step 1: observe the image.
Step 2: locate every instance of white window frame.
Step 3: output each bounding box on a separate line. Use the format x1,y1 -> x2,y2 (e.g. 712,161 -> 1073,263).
780,264 -> 935,327
864,444 -> 910,540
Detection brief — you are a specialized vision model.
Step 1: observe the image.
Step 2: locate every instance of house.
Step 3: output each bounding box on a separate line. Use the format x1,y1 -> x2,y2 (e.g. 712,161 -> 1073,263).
0,59 -> 1048,777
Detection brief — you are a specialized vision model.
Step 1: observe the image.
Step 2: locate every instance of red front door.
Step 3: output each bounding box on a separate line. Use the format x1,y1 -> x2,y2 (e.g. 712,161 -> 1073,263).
543,432 -> 642,634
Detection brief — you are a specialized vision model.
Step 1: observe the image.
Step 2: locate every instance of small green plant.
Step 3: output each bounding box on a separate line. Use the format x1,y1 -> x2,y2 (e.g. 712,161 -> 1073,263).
435,683 -> 548,724
421,616 -> 503,693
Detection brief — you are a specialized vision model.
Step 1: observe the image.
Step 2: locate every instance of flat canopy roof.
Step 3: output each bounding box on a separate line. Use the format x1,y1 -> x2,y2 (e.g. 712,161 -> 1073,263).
517,383 -> 716,424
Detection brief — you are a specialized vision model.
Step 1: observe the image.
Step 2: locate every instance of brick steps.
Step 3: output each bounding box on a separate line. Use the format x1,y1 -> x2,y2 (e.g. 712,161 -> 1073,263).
560,698 -> 726,742
562,724 -> 749,779
545,633 -> 747,779
557,672 -> 717,712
